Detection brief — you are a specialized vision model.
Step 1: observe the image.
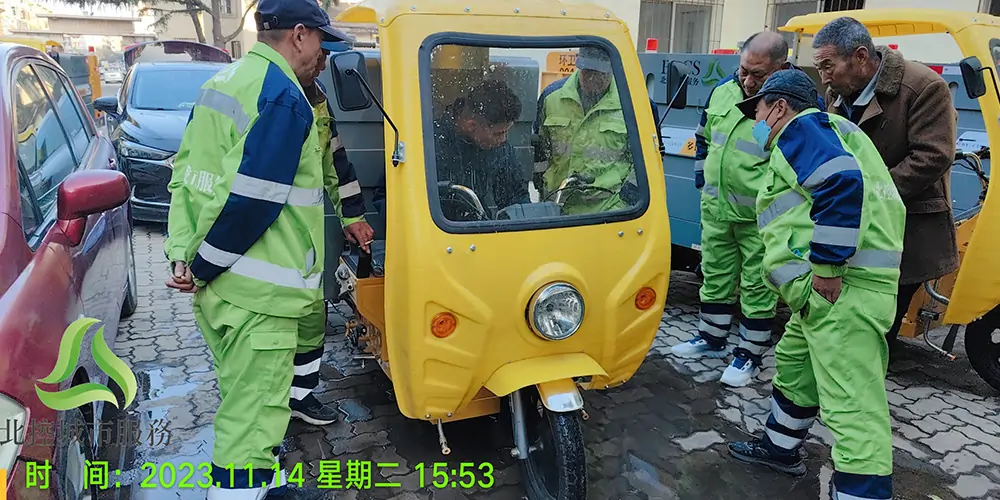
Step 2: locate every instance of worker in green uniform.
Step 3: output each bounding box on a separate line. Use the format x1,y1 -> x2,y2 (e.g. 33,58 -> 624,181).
163,0 -> 354,497
289,49 -> 375,427
670,32 -> 820,388
533,45 -> 648,215
726,70 -> 905,500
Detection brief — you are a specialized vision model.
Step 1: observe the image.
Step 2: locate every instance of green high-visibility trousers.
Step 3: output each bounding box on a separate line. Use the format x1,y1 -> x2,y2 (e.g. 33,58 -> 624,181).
766,282 -> 895,478
698,217 -> 778,356
292,300 -> 327,402
193,287 -> 299,484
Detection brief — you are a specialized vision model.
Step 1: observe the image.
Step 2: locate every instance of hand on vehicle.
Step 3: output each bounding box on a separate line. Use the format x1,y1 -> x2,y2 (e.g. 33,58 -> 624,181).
166,261 -> 200,293
344,221 -> 375,254
811,274 -> 842,304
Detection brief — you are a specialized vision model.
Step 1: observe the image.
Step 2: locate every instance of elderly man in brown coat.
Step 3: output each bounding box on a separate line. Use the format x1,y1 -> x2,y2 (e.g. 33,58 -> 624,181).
812,16 -> 960,349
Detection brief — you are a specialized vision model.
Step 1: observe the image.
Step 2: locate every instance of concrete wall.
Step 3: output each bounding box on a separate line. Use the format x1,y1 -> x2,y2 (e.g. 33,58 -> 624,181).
719,0 -> 768,49
864,0 -> 977,64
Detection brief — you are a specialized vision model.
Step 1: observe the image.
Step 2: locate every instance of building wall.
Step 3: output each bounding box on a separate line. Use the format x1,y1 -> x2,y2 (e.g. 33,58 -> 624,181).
154,0 -> 257,56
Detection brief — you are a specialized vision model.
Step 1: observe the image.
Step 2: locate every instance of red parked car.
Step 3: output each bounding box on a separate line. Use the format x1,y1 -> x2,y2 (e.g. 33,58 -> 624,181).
0,43 -> 138,499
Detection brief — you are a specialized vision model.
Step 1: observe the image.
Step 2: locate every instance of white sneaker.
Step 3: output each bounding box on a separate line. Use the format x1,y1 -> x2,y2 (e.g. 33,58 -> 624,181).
720,354 -> 759,387
670,336 -> 728,359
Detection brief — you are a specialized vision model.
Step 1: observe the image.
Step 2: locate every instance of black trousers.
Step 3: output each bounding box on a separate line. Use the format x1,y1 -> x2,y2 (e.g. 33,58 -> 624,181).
887,283 -> 922,341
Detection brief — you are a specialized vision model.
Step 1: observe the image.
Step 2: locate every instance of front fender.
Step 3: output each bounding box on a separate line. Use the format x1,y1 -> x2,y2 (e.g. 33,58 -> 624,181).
484,352 -> 606,398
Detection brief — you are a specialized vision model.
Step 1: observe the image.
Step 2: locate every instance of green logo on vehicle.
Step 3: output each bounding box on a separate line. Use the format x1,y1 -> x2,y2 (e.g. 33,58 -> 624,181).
36,317 -> 138,411
701,59 -> 727,87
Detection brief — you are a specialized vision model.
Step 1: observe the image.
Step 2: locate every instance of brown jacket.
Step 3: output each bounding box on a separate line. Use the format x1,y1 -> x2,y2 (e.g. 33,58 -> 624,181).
825,46 -> 959,285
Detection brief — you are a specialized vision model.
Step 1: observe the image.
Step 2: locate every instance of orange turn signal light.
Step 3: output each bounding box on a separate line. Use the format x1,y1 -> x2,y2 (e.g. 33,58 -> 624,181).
635,287 -> 657,310
431,312 -> 457,338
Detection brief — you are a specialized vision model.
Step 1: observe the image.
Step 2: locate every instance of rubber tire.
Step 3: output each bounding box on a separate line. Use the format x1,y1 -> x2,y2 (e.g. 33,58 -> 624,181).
121,224 -> 138,318
965,307 -> 1000,393
520,391 -> 587,500
56,407 -> 97,500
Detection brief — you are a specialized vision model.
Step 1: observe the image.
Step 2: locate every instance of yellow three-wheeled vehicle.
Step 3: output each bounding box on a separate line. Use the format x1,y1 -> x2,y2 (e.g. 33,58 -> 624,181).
325,0 -> 683,497
781,10 -> 1000,392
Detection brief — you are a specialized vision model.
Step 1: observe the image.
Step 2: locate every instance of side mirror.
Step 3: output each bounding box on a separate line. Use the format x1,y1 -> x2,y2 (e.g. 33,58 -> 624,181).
56,170 -> 130,246
330,51 -> 372,111
960,56 -> 988,99
94,96 -> 119,117
665,61 -> 689,110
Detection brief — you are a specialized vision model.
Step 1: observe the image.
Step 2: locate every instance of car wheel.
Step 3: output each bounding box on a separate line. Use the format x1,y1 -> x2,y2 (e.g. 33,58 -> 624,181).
57,407 -> 97,500
121,225 -> 138,318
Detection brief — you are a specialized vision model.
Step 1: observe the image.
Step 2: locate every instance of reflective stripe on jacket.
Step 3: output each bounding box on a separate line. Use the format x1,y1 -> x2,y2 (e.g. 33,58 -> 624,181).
757,109 -> 906,313
696,77 -> 770,223
310,81 -> 365,226
164,42 -> 325,318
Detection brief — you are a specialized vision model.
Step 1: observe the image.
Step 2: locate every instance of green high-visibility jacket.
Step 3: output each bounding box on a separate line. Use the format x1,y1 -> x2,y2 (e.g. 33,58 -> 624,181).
535,71 -> 633,215
164,42 -> 326,318
757,109 -> 907,313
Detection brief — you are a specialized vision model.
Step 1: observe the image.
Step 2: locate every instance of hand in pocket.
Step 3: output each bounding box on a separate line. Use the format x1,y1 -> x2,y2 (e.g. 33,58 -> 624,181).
811,275 -> 842,304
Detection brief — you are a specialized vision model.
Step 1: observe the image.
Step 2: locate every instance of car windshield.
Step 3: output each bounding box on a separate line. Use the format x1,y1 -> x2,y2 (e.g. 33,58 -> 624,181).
130,66 -> 221,111
421,38 -> 649,233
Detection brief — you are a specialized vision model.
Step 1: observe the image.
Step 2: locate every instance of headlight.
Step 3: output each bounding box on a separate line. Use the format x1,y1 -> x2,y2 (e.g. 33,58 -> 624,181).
528,282 -> 584,340
0,394 -> 27,471
119,140 -> 173,161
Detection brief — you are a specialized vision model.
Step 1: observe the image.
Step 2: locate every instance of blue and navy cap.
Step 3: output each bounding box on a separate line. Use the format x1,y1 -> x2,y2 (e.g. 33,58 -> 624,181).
736,69 -> 820,119
255,0 -> 354,51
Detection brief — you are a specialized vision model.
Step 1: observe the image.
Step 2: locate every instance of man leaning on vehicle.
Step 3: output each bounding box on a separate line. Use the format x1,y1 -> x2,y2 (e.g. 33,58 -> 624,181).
812,16 -> 960,351
162,0 -> 351,497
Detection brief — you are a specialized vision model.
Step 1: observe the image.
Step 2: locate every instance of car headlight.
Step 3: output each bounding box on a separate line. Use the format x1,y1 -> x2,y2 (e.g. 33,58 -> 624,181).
0,394 -> 27,471
528,282 -> 584,340
119,140 -> 173,161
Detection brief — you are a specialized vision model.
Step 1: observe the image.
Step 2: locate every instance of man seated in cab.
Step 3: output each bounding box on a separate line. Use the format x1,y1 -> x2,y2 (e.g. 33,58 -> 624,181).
533,45 -> 642,215
433,79 -> 530,217
725,70 -> 905,500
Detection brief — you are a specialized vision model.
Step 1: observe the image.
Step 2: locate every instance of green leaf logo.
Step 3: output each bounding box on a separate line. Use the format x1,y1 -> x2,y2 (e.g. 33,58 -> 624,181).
702,59 -> 727,88
35,317 -> 138,412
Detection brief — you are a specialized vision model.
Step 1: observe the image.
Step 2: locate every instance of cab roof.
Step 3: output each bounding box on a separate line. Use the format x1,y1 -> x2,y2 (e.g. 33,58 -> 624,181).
337,0 -> 620,26
779,9 -> 1000,37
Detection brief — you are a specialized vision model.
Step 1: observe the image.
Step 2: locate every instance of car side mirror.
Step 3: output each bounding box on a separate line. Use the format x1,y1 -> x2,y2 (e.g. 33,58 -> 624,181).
960,56 -> 988,99
56,170 -> 130,246
94,96 -> 119,118
664,61 -> 689,110
330,51 -> 373,112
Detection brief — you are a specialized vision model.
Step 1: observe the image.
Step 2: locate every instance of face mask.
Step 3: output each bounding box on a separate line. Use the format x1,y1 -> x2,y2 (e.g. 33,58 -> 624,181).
752,104 -> 779,151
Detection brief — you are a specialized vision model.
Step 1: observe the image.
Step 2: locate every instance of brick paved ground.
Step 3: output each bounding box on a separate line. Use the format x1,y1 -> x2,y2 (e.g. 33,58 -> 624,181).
101,226 -> 1000,500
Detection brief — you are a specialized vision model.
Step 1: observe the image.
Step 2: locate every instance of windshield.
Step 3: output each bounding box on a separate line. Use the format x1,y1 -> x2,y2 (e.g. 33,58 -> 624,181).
421,37 -> 649,233
130,66 -> 221,111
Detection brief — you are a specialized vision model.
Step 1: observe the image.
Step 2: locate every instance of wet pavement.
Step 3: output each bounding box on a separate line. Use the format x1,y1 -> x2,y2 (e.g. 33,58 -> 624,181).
99,225 -> 1000,499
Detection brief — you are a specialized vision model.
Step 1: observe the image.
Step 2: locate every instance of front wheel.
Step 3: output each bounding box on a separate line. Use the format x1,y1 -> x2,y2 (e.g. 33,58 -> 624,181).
519,390 -> 587,500
965,307 -> 1000,393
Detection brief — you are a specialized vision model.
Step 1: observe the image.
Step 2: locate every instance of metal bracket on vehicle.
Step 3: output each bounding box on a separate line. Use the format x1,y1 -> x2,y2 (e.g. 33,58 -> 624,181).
509,389 -> 529,460
920,281 -> 957,361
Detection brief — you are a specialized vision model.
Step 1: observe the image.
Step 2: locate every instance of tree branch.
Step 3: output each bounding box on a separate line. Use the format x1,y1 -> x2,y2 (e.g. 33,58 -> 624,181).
222,0 -> 258,43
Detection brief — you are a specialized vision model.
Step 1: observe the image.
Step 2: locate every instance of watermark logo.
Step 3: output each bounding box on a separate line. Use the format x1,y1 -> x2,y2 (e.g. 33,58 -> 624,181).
701,59 -> 727,88
35,318 -> 137,411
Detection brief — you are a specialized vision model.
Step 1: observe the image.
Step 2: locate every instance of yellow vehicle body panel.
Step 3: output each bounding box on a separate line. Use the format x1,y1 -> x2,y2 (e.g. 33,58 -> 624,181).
342,0 -> 669,420
782,10 -> 1000,326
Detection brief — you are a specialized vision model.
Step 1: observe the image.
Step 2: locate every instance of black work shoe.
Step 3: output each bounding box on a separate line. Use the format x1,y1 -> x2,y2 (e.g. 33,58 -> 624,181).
289,394 -> 339,426
728,438 -> 806,476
